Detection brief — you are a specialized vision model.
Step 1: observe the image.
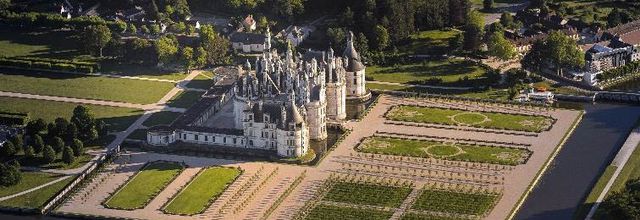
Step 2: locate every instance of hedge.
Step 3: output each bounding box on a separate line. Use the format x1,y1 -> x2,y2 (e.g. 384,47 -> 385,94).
0,112 -> 30,126
0,58 -> 98,73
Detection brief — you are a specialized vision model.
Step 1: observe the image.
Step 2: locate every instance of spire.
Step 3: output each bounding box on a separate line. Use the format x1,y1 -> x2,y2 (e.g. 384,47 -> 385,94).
343,31 -> 360,61
244,59 -> 252,71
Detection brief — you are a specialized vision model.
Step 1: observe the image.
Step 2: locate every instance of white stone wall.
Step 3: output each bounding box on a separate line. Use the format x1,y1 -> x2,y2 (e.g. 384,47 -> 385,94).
147,132 -> 176,146
233,98 -> 247,129
326,83 -> 346,120
305,101 -> 327,140
346,69 -> 367,97
276,125 -> 308,158
176,130 -> 245,148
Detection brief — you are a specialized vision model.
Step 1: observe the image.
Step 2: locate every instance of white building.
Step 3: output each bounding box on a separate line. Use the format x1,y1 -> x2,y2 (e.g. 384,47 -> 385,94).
148,31 -> 367,158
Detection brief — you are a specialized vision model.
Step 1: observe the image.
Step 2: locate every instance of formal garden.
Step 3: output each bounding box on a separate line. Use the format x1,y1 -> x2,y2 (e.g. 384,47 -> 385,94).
411,188 -> 500,216
386,105 -> 555,133
357,136 -> 531,166
162,167 -> 241,215
103,161 -> 184,210
299,175 -> 414,220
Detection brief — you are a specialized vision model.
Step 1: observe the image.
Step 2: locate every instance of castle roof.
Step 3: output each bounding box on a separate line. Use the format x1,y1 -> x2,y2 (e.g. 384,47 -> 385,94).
230,32 -> 267,45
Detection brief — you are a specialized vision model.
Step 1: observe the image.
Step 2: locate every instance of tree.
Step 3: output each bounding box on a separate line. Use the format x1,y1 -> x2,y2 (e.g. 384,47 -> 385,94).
81,25 -> 112,57
0,141 -> 16,158
71,105 -> 96,141
65,123 -> 78,143
270,0 -> 304,22
355,33 -> 369,57
483,0 -> 493,11
607,8 -> 632,28
42,145 -> 56,164
372,25 -> 390,50
596,180 -> 640,219
155,35 -> 179,66
180,46 -> 194,74
487,31 -> 516,60
529,0 -> 546,9
24,145 -> 35,158
9,134 -> 23,154
545,31 -> 585,76
62,146 -> 75,165
463,10 -> 485,51
141,25 -> 150,34
127,23 -> 137,34
0,162 -> 21,187
51,136 -> 65,154
449,33 -> 464,52
0,0 -> 10,10
32,134 -> 44,154
114,20 -> 127,33
26,119 -> 47,135
71,139 -> 84,157
327,27 -> 346,48
150,24 -> 161,35
194,46 -> 208,68
199,25 -> 231,65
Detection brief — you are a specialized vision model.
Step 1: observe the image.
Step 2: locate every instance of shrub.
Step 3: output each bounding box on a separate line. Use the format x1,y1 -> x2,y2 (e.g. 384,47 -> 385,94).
62,146 -> 75,165
32,61 -> 51,69
42,145 -> 56,164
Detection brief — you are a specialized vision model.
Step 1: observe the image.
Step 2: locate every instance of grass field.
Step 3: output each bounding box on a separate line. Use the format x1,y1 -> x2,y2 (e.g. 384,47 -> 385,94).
0,29 -> 86,60
305,204 -> 393,220
19,154 -> 93,170
366,59 -> 489,86
387,105 -> 554,132
366,82 -> 512,100
323,181 -> 412,208
0,97 -> 143,132
412,189 -> 499,216
104,162 -> 184,210
185,73 -> 213,90
0,176 -> 75,209
609,142 -> 640,194
0,69 -> 175,104
167,91 -> 204,108
359,137 -> 531,165
0,172 -> 61,197
100,63 -> 188,81
163,167 -> 241,215
575,165 -> 617,219
397,30 -> 461,55
143,111 -> 181,127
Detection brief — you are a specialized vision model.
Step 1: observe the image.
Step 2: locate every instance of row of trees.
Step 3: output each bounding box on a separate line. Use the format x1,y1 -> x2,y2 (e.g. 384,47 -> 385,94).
597,180 -> 640,219
521,31 -> 585,76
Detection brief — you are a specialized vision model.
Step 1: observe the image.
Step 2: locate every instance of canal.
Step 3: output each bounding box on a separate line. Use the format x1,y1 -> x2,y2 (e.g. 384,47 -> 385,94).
515,102 -> 640,220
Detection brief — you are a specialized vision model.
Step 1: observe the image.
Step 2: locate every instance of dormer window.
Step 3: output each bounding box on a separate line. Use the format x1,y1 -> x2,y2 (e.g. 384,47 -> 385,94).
264,115 -> 269,121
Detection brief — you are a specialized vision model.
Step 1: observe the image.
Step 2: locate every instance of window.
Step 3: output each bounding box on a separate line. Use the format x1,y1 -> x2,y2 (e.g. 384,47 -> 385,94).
195,135 -> 199,141
212,136 -> 215,142
183,134 -> 187,139
353,78 -> 357,84
249,140 -> 254,146
205,136 -> 208,142
233,138 -> 237,144
223,137 -> 227,143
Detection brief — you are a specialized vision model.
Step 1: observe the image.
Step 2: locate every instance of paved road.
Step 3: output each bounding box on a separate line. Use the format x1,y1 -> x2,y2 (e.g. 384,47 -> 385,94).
515,103 -> 640,220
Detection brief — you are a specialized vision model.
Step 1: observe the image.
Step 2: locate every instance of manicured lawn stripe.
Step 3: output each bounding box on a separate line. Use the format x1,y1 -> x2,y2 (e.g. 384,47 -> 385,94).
412,189 -> 499,216
0,176 -> 75,209
0,70 -> 175,104
0,97 -> 143,132
163,167 -> 241,215
305,204 -> 393,220
105,162 -> 183,210
366,58 -> 487,85
358,137 -> 531,165
322,181 -> 412,208
185,74 -> 212,90
0,172 -> 61,197
387,105 -> 554,132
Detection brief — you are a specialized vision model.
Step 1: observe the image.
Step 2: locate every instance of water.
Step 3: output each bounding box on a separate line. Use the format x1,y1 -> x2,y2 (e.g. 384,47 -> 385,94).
608,77 -> 640,92
515,102 -> 640,220
345,93 -> 379,120
308,127 -> 345,165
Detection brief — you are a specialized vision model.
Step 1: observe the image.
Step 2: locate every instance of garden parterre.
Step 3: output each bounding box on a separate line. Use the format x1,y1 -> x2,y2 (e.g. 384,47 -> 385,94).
304,204 -> 393,220
323,181 -> 412,208
163,167 -> 241,215
411,188 -> 500,216
386,105 -> 555,132
358,136 -> 531,166
104,161 -> 184,210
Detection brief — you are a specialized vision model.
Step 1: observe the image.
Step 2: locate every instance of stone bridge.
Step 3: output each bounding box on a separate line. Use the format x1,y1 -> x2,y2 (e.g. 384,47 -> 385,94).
594,91 -> 640,104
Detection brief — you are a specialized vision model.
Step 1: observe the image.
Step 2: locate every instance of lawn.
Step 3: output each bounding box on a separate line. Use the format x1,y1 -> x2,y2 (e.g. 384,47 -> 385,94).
99,62 -> 189,81
0,172 -> 61,197
322,181 -> 412,208
18,154 -> 94,170
366,59 -> 490,87
609,142 -> 640,194
0,29 -> 87,60
396,30 -> 461,55
305,204 -> 393,220
0,175 -> 75,209
386,105 -> 555,132
0,97 -> 143,132
366,82 -> 511,100
185,73 -> 213,90
412,189 -> 500,216
163,167 -> 241,215
358,137 -> 531,165
104,161 -> 184,210
143,111 -> 182,127
167,91 -> 204,108
0,69 -> 176,104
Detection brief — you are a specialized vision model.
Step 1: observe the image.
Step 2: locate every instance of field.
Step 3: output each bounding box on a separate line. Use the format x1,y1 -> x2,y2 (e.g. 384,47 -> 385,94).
143,111 -> 182,127
0,172 -> 61,197
412,189 -> 499,216
0,97 -> 143,132
358,137 -> 531,165
104,162 -> 184,210
19,154 -> 93,170
100,63 -> 188,81
305,204 -> 394,220
167,91 -> 204,108
366,59 -> 489,86
0,29 -> 87,60
387,105 -> 554,132
396,30 -> 461,55
323,182 -> 412,208
163,167 -> 241,215
0,70 -> 175,104
0,176 -> 75,209
366,83 -> 512,100
185,73 -> 213,90
552,1 -> 632,26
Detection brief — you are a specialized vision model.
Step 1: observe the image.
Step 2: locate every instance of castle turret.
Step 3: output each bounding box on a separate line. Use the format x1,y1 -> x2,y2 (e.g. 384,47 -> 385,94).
343,31 -> 367,99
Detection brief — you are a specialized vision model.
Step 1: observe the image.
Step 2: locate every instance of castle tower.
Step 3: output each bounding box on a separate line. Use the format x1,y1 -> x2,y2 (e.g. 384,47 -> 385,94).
343,31 -> 367,99
326,55 -> 347,120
